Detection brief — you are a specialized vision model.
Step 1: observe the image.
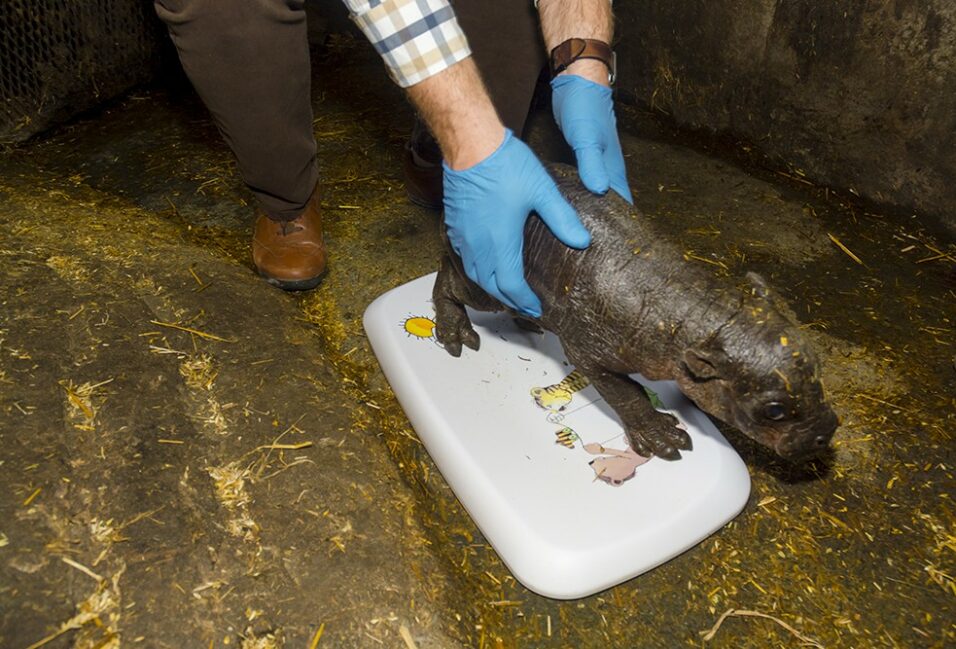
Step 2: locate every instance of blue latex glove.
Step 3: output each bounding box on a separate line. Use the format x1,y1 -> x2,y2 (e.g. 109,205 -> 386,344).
443,129 -> 591,317
551,75 -> 633,204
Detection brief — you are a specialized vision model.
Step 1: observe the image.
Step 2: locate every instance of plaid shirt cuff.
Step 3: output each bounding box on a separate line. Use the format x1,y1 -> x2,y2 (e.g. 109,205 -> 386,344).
346,0 -> 472,88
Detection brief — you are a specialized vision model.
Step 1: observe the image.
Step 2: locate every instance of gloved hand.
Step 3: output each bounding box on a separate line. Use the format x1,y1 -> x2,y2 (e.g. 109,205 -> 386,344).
443,129 -> 591,317
551,74 -> 633,204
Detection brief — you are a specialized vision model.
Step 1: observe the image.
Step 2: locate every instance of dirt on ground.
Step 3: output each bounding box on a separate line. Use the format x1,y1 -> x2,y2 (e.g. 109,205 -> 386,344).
0,36 -> 953,648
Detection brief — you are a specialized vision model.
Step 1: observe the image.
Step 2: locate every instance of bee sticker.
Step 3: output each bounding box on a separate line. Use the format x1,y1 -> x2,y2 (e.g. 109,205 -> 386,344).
554,427 -> 579,449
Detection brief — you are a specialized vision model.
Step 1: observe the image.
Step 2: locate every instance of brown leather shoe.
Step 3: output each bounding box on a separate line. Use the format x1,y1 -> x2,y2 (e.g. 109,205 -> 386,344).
402,142 -> 444,211
252,187 -> 327,291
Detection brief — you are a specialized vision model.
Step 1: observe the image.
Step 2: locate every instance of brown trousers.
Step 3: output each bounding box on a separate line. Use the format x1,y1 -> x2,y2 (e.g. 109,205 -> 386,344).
155,0 -> 546,220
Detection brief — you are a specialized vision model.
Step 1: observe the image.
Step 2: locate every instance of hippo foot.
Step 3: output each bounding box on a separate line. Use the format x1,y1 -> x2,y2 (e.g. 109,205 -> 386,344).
434,302 -> 480,357
626,410 -> 693,461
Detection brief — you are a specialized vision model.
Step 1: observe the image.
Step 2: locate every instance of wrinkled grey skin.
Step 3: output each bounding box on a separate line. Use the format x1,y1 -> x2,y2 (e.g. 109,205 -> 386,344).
433,164 -> 838,462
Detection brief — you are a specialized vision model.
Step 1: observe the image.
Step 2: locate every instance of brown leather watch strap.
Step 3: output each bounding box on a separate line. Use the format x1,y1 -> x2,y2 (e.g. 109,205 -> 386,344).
549,38 -> 616,83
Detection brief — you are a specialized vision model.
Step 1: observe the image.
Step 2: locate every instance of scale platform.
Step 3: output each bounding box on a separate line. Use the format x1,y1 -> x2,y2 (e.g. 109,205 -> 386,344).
363,273 -> 751,599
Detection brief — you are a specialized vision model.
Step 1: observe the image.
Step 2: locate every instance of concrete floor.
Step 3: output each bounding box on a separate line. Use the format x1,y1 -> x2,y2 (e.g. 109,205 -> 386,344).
1,37 -> 953,649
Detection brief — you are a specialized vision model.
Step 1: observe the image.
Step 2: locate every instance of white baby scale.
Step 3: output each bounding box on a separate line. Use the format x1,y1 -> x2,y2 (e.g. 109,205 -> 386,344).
363,273 -> 751,599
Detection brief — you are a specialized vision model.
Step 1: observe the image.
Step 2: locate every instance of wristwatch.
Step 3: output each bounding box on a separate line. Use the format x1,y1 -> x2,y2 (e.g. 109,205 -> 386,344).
549,38 -> 617,85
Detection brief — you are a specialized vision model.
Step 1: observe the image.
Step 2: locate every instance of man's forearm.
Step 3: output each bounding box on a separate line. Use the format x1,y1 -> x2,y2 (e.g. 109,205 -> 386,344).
406,58 -> 505,171
538,0 -> 614,87
538,0 -> 612,46
405,1 -> 615,170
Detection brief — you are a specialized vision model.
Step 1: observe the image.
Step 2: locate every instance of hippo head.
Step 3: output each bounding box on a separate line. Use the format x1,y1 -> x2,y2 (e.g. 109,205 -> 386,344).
674,273 -> 838,461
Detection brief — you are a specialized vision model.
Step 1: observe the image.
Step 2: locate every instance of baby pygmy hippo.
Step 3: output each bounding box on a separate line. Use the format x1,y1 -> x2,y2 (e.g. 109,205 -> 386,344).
433,164 -> 838,462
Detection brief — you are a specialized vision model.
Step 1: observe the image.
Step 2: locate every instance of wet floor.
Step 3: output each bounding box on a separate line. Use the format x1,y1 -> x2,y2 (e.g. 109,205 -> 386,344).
1,36 -> 953,648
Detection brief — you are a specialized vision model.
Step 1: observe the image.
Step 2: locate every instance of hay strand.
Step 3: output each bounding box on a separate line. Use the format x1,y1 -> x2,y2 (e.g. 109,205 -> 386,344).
22,487 -> 42,506
700,608 -> 822,647
827,232 -> 864,265
149,320 -> 236,343
61,556 -> 103,582
255,442 -> 313,451
398,625 -> 418,649
308,623 -> 325,649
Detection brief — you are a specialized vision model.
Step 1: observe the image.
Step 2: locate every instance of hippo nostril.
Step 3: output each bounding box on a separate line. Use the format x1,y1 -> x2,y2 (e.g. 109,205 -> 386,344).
813,435 -> 829,447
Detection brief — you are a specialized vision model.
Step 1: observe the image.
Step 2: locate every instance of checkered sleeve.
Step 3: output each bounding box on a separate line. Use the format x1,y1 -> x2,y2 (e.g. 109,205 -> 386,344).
343,0 -> 472,88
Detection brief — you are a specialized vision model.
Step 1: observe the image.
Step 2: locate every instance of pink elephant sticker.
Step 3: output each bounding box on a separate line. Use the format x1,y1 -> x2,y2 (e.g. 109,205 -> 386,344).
583,443 -> 651,486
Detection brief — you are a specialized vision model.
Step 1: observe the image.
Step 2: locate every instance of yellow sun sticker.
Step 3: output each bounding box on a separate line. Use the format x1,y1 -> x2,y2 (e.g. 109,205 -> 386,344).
403,315 -> 436,340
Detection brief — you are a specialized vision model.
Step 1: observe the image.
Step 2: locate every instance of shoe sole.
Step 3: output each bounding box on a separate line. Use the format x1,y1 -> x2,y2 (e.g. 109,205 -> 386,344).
256,267 -> 327,292
406,189 -> 443,212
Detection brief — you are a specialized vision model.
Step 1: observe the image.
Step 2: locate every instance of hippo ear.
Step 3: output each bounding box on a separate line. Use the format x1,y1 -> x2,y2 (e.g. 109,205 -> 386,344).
745,272 -> 800,323
746,272 -> 772,299
682,345 -> 729,381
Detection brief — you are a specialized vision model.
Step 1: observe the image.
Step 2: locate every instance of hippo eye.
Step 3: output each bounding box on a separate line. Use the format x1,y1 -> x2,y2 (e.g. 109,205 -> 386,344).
763,402 -> 788,421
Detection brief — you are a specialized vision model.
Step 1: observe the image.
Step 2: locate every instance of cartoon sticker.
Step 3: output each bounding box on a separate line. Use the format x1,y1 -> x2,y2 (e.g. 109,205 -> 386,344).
583,442 -> 651,486
397,311 -> 665,488
403,315 -> 437,341
532,370 -> 662,487
531,370 -> 590,423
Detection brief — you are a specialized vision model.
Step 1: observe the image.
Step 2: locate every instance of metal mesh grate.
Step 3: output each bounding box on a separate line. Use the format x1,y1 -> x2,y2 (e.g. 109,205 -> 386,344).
0,0 -> 161,144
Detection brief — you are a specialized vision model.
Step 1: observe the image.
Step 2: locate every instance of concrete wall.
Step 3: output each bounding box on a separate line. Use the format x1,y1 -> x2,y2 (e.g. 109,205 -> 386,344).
615,1 -> 956,225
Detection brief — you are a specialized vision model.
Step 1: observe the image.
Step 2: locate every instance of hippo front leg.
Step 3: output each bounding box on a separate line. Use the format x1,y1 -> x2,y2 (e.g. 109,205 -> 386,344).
571,362 -> 692,461
432,256 -> 500,357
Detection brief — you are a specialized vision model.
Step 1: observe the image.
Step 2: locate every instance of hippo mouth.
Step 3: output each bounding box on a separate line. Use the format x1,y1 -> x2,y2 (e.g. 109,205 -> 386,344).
729,406 -> 837,461
774,434 -> 831,462
771,415 -> 839,462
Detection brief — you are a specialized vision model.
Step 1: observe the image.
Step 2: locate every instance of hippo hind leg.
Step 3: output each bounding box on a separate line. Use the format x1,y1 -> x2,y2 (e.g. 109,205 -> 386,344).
513,316 -> 544,334
433,256 -> 482,357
